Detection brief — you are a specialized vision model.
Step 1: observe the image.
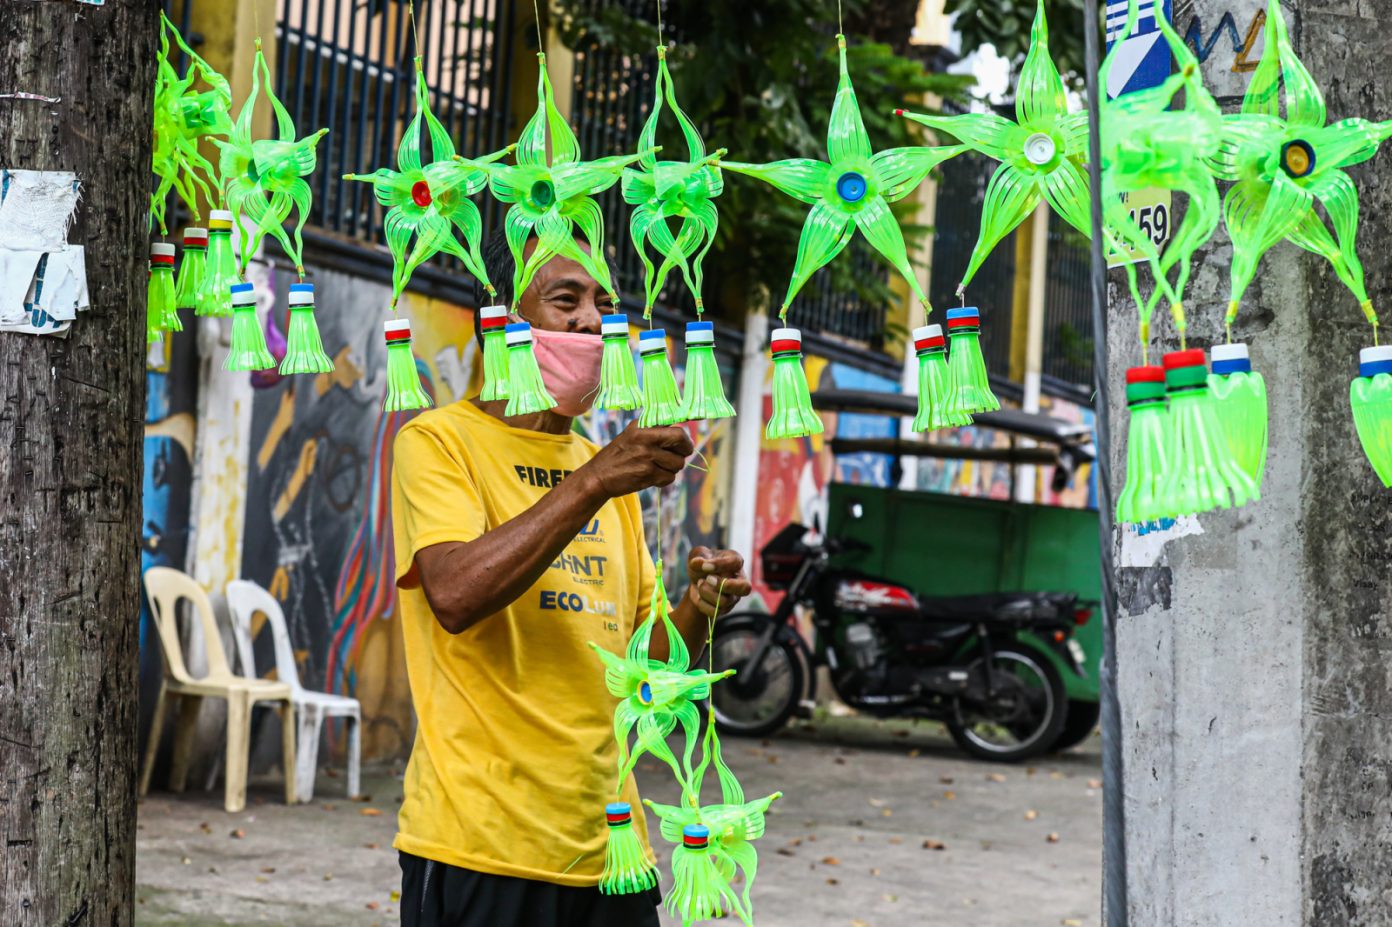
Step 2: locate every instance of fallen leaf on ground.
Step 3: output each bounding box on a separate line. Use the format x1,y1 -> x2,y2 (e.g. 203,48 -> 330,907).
987,773 -> 1006,783
360,808 -> 382,817
229,829 -> 245,839
255,876 -> 268,884
1062,920 -> 1082,926
834,756 -> 846,765
868,798 -> 885,808
827,878 -> 840,885
1047,832 -> 1061,843
851,920 -> 870,927
199,822 -> 211,834
260,867 -> 275,874
869,867 -> 881,876
1025,809 -> 1039,821
364,842 -> 380,850
323,873 -> 334,881
390,891 -> 401,902
939,775 -> 954,785
777,848 -> 796,857
1050,771 -> 1064,780
943,791 -> 956,801
354,794 -> 373,802
180,857 -> 191,865
767,755 -> 779,764
321,803 -> 336,811
882,894 -> 898,902
1088,779 -> 1102,789
888,837 -> 903,845
893,730 -> 910,738
821,856 -> 840,866
922,839 -> 946,850
366,902 -> 380,911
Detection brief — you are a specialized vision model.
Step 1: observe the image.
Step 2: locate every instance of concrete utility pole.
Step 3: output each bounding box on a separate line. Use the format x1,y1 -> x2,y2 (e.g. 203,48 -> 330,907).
1109,1 -> 1392,922
0,2 -> 156,923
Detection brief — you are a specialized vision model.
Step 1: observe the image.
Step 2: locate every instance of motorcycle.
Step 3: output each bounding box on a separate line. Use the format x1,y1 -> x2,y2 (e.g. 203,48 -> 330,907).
709,522 -> 1094,762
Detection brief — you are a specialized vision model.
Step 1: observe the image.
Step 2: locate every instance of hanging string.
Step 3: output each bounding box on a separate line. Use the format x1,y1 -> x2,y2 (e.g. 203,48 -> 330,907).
408,0 -> 421,60
656,0 -> 663,42
837,0 -> 843,35
533,0 -> 545,55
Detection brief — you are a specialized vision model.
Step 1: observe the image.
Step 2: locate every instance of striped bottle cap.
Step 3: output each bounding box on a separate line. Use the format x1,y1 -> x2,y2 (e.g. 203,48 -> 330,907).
602,313 -> 629,336
1125,365 -> 1166,384
384,318 -> 412,343
1163,349 -> 1207,391
605,802 -> 632,826
208,209 -> 233,231
682,824 -> 710,849
1359,345 -> 1392,378
685,320 -> 714,345
770,327 -> 802,356
912,323 -> 945,354
1210,342 -> 1251,376
230,281 -> 256,306
150,242 -> 175,265
288,282 -> 315,306
182,227 -> 208,247
946,307 -> 980,333
505,321 -> 533,346
638,328 -> 667,354
479,305 -> 509,332
1162,348 -> 1206,371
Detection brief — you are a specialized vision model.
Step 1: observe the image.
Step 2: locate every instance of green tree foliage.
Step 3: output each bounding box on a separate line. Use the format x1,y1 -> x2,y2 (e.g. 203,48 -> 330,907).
944,0 -> 1087,88
555,0 -> 971,323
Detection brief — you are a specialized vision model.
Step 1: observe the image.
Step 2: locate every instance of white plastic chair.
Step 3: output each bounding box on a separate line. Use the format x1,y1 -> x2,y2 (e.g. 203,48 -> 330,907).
139,567 -> 296,813
225,579 -> 362,803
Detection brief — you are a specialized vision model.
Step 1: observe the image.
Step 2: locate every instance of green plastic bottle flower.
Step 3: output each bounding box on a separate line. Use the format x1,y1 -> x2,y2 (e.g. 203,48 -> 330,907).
722,35 -> 964,320
490,54 -> 653,307
1209,0 -> 1392,334
215,39 -> 328,278
898,0 -> 1091,296
344,58 -> 511,308
589,564 -> 733,789
622,45 -> 726,316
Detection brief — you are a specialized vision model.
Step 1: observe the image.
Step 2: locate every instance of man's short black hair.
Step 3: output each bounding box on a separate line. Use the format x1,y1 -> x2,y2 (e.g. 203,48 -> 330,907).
473,230 -> 621,348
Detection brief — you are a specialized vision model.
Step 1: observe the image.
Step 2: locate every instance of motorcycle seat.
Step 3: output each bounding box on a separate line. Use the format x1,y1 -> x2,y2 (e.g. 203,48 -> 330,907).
915,591 -> 1071,625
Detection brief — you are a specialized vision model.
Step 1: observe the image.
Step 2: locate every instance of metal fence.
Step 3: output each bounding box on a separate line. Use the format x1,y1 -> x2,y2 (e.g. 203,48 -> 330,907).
275,0 -> 518,300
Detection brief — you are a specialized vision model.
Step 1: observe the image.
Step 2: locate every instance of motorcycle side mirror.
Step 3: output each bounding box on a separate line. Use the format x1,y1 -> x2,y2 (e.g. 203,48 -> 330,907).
811,512 -> 822,533
849,502 -> 864,520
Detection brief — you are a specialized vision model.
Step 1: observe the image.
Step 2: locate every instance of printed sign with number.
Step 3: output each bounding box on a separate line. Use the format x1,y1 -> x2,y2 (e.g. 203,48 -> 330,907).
1107,189 -> 1173,267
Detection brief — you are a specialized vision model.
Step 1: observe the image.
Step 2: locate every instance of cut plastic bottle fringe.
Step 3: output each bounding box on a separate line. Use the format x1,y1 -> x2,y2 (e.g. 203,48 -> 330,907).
682,322 -> 735,421
383,318 -> 432,411
279,283 -> 335,374
1207,344 -> 1267,490
666,827 -> 740,927
910,325 -> 969,431
1155,349 -> 1257,517
503,322 -> 557,417
197,212 -> 238,317
175,228 -> 207,310
478,306 -> 510,401
1115,366 -> 1172,525
598,314 -> 642,411
599,803 -> 658,896
224,282 -> 275,371
1351,347 -> 1392,487
638,330 -> 686,427
148,244 -> 180,343
765,329 -> 823,439
944,308 -> 1000,418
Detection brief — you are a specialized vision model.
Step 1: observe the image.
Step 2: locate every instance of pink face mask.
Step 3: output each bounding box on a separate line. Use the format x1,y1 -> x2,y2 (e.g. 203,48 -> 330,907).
524,322 -> 604,417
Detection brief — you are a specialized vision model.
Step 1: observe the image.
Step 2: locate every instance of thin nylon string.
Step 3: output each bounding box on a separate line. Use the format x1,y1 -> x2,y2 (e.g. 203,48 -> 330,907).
409,0 -> 421,59
656,0 -> 663,40
837,0 -> 843,35
533,0 -> 544,53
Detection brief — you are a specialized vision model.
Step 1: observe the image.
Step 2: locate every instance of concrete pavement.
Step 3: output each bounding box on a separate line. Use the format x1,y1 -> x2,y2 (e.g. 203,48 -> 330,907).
135,717 -> 1101,927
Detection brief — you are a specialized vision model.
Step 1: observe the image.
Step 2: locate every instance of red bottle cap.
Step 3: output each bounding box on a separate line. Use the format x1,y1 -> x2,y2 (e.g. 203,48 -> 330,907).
1125,365 -> 1166,384
1162,349 -> 1206,371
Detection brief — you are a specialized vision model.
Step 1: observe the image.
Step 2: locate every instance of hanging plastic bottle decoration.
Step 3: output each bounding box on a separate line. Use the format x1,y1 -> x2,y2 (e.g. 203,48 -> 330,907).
598,802 -> 658,897
898,0 -> 1091,296
682,322 -> 736,421
503,322 -> 558,417
175,227 -> 207,310
622,45 -> 726,317
637,329 -> 687,427
597,313 -> 642,412
664,825 -> 739,926
225,281 -> 276,372
1351,346 -> 1392,487
944,307 -> 999,418
147,243 -> 180,343
490,53 -> 652,307
478,305 -> 511,402
1115,366 -> 1172,526
382,319 -> 433,412
765,328 -> 824,440
150,11 -> 231,235
196,209 -> 239,318
216,39 -> 328,281
1155,350 -> 1257,517
278,283 -> 334,374
344,59 -> 511,307
722,35 -> 964,321
1209,0 -> 1392,334
1208,344 -> 1268,490
910,324 -> 969,431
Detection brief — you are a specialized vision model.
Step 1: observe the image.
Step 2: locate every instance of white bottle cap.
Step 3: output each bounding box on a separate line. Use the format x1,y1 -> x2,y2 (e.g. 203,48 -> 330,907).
479,304 -> 508,320
209,209 -> 233,222
912,324 -> 943,341
770,327 -> 801,344
1210,343 -> 1250,362
384,318 -> 411,335
288,289 -> 315,306
150,242 -> 175,257
1360,345 -> 1392,365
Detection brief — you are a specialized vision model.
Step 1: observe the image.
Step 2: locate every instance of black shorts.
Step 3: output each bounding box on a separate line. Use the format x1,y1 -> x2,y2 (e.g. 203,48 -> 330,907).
399,851 -> 662,927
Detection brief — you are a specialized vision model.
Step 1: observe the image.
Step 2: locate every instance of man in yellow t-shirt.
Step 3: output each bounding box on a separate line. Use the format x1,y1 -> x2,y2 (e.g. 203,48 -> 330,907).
391,232 -> 751,927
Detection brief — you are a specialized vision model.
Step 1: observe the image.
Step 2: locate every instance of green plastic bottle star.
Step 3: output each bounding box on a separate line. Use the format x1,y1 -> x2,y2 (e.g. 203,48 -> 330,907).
1100,0 -> 1224,353
215,39 -> 328,278
490,54 -> 653,307
588,563 -> 732,790
621,45 -> 726,316
899,0 -> 1091,297
721,35 -> 965,320
345,58 -> 512,308
1208,0 -> 1392,336
150,12 -> 231,235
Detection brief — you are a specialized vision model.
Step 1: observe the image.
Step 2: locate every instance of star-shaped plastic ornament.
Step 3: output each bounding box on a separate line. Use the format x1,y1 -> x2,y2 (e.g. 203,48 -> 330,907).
345,59 -> 511,308
622,45 -> 726,316
150,12 -> 231,235
1208,0 -> 1392,333
722,35 -> 964,320
490,54 -> 653,306
215,39 -> 327,277
898,0 -> 1091,296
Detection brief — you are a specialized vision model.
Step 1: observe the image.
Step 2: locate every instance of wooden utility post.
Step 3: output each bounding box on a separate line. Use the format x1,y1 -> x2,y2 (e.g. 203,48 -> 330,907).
0,1 -> 157,923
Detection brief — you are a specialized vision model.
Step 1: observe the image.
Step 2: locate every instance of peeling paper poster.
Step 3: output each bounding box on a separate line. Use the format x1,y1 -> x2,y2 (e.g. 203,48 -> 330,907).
1,169 -> 88,337
0,169 -> 81,251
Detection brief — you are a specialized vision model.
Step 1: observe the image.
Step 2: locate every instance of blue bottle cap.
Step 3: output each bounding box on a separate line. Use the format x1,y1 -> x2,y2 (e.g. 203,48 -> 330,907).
504,322 -> 531,334
638,328 -> 666,342
945,306 -> 980,320
686,321 -> 714,332
602,313 -> 628,325
606,802 -> 631,815
289,282 -> 314,293
230,282 -> 254,294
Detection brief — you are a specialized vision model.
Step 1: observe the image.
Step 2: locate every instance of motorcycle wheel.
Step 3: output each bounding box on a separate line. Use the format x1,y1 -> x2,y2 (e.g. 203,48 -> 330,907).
1050,699 -> 1101,753
946,646 -> 1068,763
709,617 -> 805,738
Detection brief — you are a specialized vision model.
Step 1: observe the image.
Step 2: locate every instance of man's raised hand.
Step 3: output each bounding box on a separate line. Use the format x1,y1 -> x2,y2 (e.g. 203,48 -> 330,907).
580,422 -> 694,498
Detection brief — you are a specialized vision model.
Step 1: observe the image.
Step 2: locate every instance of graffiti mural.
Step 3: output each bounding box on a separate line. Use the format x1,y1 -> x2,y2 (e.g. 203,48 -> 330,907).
1182,0 -> 1297,102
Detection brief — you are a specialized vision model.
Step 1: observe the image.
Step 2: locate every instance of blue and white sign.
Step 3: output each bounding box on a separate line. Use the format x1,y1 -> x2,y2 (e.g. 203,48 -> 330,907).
1105,0 -> 1174,99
